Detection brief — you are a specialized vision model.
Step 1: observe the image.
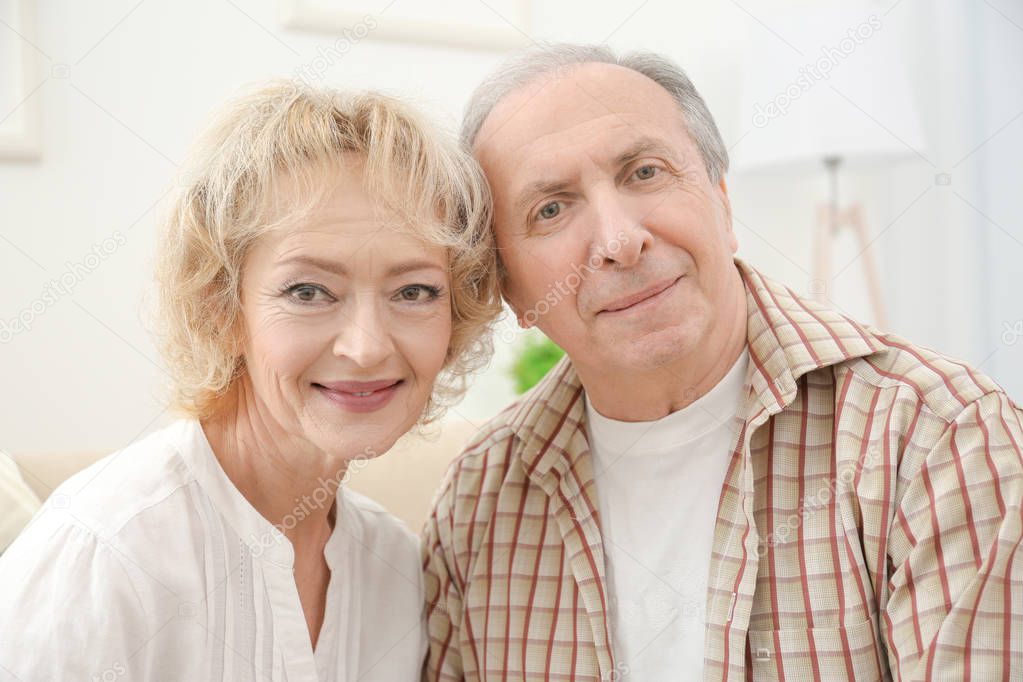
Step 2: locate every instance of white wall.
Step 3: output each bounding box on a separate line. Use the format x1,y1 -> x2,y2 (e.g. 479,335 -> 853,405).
976,0 -> 1023,398
1,0 -> 1018,455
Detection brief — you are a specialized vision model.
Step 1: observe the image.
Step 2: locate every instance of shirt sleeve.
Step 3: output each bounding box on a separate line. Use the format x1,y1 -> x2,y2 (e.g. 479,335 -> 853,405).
883,390 -> 1023,680
0,515 -> 155,680
421,469 -> 465,682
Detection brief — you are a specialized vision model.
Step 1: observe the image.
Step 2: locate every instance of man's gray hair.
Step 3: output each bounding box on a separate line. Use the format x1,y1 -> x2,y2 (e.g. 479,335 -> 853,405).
461,43 -> 729,183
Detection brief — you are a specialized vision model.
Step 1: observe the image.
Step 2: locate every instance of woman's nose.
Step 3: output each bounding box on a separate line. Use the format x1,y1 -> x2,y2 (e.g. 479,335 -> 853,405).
331,296 -> 396,368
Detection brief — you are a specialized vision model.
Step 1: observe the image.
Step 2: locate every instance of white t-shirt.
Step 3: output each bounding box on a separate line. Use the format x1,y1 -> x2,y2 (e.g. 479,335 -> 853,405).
0,419 -> 426,681
585,349 -> 749,680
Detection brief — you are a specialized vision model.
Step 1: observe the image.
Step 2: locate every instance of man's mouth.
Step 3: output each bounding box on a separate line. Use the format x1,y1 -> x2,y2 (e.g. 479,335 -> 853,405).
598,276 -> 683,314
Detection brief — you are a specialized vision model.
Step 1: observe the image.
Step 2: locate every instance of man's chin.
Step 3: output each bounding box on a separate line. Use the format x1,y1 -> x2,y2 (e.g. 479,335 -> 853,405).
596,325 -> 702,373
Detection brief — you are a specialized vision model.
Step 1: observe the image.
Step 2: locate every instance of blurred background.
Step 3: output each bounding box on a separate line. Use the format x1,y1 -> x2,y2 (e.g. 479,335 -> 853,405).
1,0 -> 1021,529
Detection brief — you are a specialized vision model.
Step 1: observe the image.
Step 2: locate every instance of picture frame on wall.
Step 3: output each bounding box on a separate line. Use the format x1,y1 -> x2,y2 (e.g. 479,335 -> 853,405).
279,0 -> 533,51
0,0 -> 41,161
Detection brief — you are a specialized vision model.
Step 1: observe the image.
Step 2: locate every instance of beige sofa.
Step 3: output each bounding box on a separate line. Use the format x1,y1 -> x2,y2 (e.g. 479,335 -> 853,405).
7,417 -> 476,542
0,455 -> 41,552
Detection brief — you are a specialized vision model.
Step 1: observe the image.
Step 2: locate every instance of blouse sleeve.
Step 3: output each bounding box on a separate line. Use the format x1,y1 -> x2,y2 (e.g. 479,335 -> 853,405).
0,514 -> 156,680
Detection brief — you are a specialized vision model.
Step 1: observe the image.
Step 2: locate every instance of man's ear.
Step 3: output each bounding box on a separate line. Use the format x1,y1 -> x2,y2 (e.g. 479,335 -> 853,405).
497,261 -> 534,329
501,288 -> 533,329
717,175 -> 738,253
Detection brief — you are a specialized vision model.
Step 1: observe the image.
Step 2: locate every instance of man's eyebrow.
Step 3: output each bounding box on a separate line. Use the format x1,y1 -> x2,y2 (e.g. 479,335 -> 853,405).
511,138 -> 681,215
277,255 -> 444,278
513,179 -> 573,216
612,137 -> 680,167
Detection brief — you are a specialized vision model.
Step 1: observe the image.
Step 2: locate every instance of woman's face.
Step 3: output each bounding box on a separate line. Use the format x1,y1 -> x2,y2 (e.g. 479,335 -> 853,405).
235,162 -> 452,460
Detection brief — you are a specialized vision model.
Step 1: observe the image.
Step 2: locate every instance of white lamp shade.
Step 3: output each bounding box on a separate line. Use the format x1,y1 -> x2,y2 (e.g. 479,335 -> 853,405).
733,1 -> 926,173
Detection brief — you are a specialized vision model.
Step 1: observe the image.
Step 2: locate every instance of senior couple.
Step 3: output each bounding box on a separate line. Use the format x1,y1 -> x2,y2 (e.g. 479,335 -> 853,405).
1,44 -> 1020,681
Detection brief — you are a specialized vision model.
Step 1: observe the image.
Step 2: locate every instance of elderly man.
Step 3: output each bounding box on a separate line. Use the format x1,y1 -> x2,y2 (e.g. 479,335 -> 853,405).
422,44 -> 1023,681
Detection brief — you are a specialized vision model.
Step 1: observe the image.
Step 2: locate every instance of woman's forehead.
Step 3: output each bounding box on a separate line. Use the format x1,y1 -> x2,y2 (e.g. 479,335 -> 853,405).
266,160 -> 449,234
258,222 -> 448,271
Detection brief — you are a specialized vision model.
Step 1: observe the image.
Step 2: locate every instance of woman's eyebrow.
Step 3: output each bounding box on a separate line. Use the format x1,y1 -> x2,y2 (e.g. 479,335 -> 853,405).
277,255 -> 348,276
385,260 -> 447,277
277,255 -> 444,278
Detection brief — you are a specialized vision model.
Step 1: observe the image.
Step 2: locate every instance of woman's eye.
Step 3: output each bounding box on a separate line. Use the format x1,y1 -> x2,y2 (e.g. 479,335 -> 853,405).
633,164 -> 659,181
396,285 -> 441,303
537,201 -> 561,221
284,283 -> 332,304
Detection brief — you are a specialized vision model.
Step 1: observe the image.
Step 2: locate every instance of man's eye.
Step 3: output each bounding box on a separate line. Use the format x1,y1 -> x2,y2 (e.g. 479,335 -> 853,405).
633,165 -> 659,181
537,201 -> 561,220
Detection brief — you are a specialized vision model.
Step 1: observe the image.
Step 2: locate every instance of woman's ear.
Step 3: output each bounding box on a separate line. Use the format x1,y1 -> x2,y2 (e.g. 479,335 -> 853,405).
209,288 -> 246,359
224,314 -> 248,359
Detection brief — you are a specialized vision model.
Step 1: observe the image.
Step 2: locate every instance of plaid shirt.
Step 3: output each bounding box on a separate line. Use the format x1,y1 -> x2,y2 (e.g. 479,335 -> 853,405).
422,259 -> 1023,681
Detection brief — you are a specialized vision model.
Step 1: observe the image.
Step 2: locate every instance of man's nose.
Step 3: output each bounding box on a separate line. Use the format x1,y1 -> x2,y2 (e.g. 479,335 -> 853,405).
588,188 -> 652,269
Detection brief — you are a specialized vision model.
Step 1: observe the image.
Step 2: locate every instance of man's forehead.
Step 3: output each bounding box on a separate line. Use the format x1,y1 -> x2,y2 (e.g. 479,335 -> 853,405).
473,62 -> 681,170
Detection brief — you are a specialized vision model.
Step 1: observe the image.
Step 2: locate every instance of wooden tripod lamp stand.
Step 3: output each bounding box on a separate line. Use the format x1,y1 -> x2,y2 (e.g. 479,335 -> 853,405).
812,156 -> 888,329
734,3 -> 926,334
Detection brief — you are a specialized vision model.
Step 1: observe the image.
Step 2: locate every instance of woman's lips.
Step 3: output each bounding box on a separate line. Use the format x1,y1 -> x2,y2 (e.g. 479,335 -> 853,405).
313,379 -> 403,413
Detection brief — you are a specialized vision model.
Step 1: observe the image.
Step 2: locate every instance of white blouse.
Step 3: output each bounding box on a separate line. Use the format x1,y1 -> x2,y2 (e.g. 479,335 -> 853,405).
0,419 -> 426,681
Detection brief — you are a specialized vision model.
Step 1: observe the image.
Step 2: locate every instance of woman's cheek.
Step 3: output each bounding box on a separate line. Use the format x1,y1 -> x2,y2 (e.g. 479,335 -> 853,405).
253,317 -> 330,376
395,307 -> 452,375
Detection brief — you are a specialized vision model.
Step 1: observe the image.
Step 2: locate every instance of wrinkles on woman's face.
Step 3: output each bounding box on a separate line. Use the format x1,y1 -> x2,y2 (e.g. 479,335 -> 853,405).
235,167 -> 453,461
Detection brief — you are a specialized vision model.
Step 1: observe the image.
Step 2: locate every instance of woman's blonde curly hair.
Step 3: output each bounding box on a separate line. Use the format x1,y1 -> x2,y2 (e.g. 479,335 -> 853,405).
152,81 -> 502,424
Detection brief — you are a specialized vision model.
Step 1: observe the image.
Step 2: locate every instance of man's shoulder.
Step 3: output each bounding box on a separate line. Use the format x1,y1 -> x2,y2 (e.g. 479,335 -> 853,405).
741,260 -> 1018,422
438,355 -> 582,499
439,402 -> 523,498
837,329 -> 1019,423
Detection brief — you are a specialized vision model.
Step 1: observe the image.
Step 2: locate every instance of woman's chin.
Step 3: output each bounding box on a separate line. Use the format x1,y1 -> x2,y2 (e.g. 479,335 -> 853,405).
289,384 -> 428,463
300,412 -> 412,463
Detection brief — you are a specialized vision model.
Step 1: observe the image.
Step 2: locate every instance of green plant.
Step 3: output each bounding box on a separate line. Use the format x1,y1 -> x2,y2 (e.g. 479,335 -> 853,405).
510,334 -> 565,394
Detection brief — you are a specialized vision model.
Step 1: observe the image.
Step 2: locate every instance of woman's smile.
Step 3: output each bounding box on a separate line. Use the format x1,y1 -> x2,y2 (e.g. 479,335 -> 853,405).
312,378 -> 405,413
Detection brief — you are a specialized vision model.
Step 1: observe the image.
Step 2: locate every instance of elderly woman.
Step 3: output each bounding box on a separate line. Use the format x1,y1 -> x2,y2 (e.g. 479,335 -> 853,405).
0,83 -> 500,680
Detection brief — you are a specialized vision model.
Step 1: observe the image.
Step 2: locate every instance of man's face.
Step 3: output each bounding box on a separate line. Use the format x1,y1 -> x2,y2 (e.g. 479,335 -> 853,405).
474,62 -> 739,375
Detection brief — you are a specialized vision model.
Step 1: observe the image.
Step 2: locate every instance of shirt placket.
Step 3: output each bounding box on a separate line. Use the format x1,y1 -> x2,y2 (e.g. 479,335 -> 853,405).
540,439 -> 616,681
703,405 -> 770,681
